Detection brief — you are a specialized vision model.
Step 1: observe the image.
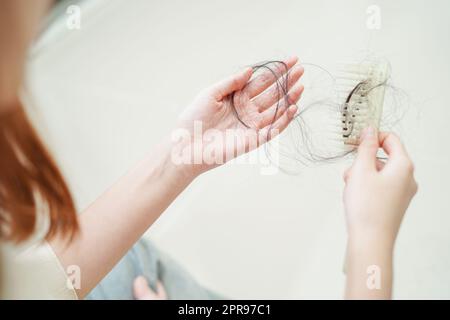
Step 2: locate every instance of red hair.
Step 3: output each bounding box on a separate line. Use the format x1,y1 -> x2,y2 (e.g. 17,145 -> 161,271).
0,100 -> 78,242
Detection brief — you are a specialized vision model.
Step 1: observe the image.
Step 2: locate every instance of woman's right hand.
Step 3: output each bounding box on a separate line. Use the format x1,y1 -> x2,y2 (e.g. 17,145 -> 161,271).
343,128 -> 418,246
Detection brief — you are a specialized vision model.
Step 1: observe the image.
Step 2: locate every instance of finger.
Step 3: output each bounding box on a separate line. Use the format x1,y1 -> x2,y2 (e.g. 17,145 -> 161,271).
376,158 -> 386,171
133,276 -> 158,300
379,132 -> 414,173
211,67 -> 253,101
344,157 -> 384,183
259,105 -> 297,143
258,81 -> 303,128
354,126 -> 379,171
133,277 -> 167,300
155,281 -> 168,299
245,56 -> 298,98
379,132 -> 408,160
253,65 -> 304,112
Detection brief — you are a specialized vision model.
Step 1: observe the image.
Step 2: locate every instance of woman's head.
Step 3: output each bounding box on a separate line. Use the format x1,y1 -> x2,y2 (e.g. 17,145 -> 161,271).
0,0 -> 52,111
0,0 -> 78,242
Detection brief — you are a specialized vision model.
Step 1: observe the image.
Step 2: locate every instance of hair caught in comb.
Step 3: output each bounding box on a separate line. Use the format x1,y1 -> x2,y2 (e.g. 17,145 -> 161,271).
339,61 -> 390,145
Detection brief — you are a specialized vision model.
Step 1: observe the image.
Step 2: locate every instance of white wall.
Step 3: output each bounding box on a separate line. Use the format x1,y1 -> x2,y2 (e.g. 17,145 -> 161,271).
26,0 -> 450,298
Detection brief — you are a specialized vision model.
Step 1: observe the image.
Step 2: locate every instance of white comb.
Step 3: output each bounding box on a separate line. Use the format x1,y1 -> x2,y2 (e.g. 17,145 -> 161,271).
337,61 -> 391,274
337,61 -> 390,146
272,60 -> 391,172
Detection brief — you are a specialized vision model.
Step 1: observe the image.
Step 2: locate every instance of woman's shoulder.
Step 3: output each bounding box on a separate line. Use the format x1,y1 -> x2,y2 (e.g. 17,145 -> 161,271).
0,240 -> 78,300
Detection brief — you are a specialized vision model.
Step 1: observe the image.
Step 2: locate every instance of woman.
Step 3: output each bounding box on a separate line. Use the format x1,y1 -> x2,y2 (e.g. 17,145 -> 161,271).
0,0 -> 417,299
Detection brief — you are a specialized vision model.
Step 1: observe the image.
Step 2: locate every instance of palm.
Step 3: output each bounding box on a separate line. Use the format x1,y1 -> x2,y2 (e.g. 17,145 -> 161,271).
177,57 -> 304,168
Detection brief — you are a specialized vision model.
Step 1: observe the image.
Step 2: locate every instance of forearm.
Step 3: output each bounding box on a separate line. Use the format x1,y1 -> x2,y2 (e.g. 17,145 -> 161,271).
50,136 -> 195,298
345,233 -> 394,299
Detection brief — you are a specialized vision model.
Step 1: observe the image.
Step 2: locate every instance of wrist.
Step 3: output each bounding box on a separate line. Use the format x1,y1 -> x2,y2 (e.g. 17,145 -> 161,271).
169,125 -> 217,178
345,233 -> 394,300
347,217 -> 399,249
162,134 -> 201,182
134,135 -> 199,192
348,230 -> 395,256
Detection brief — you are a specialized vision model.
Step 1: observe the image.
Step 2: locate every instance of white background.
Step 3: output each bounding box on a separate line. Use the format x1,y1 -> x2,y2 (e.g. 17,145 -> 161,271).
26,0 -> 450,298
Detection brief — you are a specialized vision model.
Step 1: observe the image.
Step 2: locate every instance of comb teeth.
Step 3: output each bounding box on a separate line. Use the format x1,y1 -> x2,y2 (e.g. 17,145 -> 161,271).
337,61 -> 390,145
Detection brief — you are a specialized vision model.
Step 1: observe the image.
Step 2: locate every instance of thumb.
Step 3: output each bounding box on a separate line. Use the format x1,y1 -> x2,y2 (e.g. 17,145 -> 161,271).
133,276 -> 167,300
354,126 -> 379,171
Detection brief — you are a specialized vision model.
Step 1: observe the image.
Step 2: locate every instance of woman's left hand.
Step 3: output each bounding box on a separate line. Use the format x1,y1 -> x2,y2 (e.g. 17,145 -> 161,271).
173,56 -> 304,175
